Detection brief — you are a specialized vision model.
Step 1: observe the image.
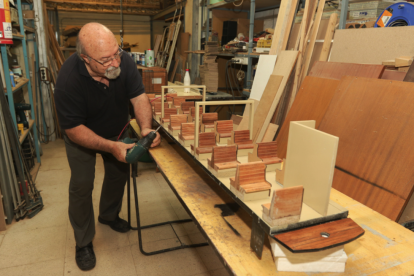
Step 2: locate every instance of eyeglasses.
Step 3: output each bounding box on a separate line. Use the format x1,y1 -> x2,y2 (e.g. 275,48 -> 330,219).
86,47 -> 123,67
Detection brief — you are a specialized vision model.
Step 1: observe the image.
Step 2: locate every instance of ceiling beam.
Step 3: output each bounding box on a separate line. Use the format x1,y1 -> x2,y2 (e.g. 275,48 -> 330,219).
44,0 -> 160,10
152,2 -> 183,20
47,6 -> 158,15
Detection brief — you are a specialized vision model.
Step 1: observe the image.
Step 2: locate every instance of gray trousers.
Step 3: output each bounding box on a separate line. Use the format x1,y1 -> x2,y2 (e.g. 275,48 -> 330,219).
64,135 -> 129,248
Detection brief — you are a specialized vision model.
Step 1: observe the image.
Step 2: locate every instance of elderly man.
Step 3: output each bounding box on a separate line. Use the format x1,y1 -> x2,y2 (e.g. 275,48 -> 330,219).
55,23 -> 160,271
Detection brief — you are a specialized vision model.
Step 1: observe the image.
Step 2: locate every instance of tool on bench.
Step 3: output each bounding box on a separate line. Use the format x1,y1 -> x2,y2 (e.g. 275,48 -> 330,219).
123,126 -> 161,164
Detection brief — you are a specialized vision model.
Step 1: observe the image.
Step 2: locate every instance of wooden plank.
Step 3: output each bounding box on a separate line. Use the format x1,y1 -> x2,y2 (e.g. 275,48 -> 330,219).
269,0 -> 299,55
255,51 -> 299,143
308,61 -> 385,80
274,218 -> 364,253
249,55 -> 278,101
262,123 -> 278,142
395,56 -> 413,68
319,13 -> 338,62
382,70 -> 406,81
269,186 -> 303,219
276,76 -> 341,159
250,75 -> 283,143
318,76 -> 414,221
284,121 -> 338,216
300,0 -> 326,81
287,0 -> 317,113
237,99 -> 259,131
153,35 -> 163,57
330,26 -> 414,64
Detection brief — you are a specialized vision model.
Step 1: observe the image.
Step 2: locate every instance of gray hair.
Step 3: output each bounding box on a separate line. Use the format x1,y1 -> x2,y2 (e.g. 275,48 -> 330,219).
76,35 -> 89,61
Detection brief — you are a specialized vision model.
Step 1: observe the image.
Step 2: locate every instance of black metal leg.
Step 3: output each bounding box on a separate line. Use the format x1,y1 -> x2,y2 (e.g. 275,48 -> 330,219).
127,163 -> 208,256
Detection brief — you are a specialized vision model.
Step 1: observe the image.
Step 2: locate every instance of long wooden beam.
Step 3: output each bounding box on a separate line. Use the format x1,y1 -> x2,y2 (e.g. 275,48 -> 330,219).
46,6 -> 158,16
152,3 -> 182,20
44,0 -> 160,9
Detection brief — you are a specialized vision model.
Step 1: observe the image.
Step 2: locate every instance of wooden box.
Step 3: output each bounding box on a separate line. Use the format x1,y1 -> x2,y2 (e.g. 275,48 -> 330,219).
141,67 -> 168,94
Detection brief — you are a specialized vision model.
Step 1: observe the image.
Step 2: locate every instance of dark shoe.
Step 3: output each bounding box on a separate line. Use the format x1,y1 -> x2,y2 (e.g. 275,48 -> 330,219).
98,216 -> 130,233
75,242 -> 96,271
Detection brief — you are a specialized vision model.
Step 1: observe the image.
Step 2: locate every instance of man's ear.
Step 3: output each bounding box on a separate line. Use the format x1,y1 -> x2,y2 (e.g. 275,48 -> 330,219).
81,55 -> 90,64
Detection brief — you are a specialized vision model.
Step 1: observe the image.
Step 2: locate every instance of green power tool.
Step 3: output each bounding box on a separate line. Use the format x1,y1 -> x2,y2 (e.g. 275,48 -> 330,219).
124,126 -> 161,164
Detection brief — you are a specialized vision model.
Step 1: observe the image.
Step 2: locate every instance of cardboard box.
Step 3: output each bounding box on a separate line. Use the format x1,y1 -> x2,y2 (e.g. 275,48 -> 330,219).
346,19 -> 377,29
140,67 -> 167,94
22,10 -> 35,19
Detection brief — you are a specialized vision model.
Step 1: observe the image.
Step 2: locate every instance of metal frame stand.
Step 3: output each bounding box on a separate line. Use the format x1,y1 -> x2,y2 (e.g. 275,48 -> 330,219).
127,162 -> 208,256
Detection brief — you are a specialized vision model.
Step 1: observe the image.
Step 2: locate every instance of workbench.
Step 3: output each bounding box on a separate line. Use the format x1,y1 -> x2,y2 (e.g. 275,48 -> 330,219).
148,134 -> 414,275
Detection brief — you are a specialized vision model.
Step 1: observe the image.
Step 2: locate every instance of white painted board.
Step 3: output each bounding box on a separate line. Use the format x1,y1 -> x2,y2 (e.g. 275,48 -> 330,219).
284,121 -> 339,216
249,55 -> 277,101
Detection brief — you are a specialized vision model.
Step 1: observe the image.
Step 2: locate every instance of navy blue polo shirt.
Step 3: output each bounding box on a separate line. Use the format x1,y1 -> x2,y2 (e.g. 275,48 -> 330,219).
54,53 -> 145,139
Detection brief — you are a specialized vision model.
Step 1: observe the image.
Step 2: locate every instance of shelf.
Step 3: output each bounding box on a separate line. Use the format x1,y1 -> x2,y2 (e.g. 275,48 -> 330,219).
4,78 -> 29,94
13,25 -> 35,33
12,33 -> 25,40
19,119 -> 34,144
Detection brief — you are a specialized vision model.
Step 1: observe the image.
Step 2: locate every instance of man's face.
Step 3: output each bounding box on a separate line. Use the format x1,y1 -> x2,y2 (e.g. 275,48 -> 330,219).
83,41 -> 122,79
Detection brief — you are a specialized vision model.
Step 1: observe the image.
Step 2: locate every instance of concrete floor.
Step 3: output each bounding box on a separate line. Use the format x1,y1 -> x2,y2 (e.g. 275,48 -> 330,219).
0,139 -> 231,276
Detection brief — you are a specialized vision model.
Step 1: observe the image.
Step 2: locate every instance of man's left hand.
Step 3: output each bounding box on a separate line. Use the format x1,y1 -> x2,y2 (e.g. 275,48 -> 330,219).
141,128 -> 161,148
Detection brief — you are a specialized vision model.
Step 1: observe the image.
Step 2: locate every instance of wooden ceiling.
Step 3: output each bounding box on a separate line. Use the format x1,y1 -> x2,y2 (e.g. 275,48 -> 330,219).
44,0 -> 164,16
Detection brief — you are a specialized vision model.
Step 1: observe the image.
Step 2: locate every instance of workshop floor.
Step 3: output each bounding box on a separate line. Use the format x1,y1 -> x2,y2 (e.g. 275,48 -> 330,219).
0,139 -> 231,276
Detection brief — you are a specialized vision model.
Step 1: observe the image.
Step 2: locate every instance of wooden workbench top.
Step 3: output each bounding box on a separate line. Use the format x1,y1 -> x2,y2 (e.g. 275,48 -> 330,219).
149,137 -> 414,275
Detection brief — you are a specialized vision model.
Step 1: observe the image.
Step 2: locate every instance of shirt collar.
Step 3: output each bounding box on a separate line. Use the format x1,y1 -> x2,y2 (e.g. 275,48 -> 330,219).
77,56 -> 92,77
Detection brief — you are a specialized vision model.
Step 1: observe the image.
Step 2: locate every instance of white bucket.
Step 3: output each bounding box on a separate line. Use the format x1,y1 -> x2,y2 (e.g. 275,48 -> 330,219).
145,50 -> 154,67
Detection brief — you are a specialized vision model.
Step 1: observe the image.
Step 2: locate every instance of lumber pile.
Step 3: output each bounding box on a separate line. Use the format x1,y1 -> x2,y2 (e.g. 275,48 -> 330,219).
199,45 -> 219,93
238,0 -> 342,143
41,3 -> 66,139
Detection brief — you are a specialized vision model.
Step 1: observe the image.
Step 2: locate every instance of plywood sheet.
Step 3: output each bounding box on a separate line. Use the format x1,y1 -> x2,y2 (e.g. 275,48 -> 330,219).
330,27 -> 414,64
276,76 -> 341,159
284,121 -> 339,216
318,76 -> 414,221
250,55 -> 278,101
254,51 -> 299,143
251,75 -> 283,142
308,61 -> 385,80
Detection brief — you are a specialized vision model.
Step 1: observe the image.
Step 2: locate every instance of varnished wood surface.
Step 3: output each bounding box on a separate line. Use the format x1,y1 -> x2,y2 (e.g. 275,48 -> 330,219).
319,76 -> 414,221
308,61 -> 385,80
269,186 -> 303,220
149,138 -> 414,275
275,76 -> 341,159
274,218 -> 365,253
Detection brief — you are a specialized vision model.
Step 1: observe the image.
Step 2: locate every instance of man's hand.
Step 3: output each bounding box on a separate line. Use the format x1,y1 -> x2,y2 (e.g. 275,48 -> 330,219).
111,141 -> 135,163
141,128 -> 161,148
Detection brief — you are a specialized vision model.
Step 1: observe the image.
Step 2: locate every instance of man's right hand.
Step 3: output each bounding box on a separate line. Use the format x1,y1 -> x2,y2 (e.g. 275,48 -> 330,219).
111,141 -> 135,163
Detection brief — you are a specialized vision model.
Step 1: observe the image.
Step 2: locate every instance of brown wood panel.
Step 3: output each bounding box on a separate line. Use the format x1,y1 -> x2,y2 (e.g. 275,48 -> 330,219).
318,76 -> 414,221
274,218 -> 365,252
308,61 -> 385,80
275,76 -> 341,159
269,186 -> 303,219
332,169 -> 405,220
382,70 -> 406,81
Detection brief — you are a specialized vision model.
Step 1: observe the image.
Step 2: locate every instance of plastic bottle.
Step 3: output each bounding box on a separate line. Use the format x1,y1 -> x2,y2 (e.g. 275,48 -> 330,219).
184,69 -> 191,93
